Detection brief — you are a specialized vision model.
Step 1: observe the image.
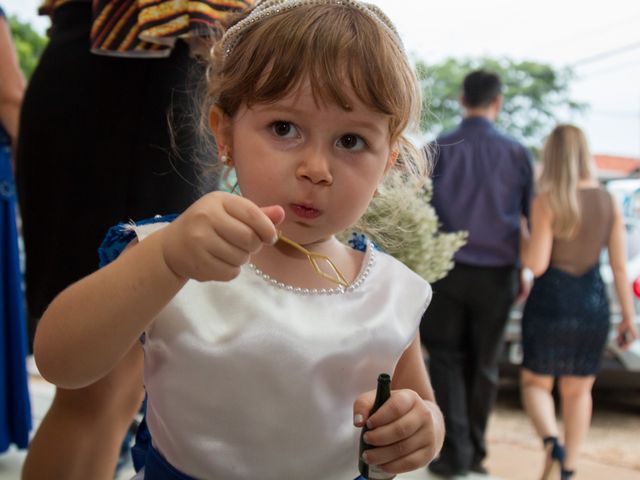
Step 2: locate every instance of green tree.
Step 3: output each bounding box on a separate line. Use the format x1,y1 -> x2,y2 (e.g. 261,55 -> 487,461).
416,57 -> 586,152
8,15 -> 47,80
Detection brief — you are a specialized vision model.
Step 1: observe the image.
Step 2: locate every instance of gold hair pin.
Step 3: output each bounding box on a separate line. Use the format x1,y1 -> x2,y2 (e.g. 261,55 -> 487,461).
276,231 -> 349,288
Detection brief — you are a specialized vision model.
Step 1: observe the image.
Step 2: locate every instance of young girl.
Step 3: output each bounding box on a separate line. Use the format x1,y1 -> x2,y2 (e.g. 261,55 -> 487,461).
34,1 -> 445,478
520,125 -> 637,480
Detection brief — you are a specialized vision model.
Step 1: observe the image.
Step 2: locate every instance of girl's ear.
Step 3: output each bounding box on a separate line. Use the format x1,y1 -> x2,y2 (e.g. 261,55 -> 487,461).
208,106 -> 233,153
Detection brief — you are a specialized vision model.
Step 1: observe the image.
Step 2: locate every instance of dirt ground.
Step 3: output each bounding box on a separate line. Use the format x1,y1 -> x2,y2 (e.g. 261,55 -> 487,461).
485,381 -> 640,479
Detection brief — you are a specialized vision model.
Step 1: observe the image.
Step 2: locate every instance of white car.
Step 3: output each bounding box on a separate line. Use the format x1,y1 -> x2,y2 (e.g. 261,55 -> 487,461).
503,178 -> 640,388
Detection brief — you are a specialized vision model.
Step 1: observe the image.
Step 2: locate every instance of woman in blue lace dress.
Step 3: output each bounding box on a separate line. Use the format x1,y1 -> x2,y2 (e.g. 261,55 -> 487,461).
520,125 -> 637,480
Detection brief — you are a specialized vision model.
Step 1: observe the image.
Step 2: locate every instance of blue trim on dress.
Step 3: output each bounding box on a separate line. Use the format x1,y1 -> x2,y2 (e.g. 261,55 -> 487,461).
99,218 -> 372,267
98,214 -> 178,267
348,232 -> 378,252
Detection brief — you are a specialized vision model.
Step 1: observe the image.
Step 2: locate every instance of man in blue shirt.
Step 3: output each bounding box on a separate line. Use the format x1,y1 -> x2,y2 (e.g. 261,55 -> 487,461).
421,70 -> 534,477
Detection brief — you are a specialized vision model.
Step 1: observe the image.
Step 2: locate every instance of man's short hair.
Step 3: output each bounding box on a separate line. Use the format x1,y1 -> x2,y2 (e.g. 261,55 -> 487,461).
462,70 -> 502,108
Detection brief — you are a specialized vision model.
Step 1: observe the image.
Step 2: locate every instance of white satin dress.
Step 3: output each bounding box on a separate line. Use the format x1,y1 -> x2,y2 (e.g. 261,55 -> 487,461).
131,223 -> 432,480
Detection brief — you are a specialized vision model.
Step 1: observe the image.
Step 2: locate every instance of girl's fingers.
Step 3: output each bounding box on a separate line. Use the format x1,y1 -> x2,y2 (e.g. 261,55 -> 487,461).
353,389 -> 377,427
363,407 -> 422,447
221,196 -> 281,246
366,390 -> 415,430
203,228 -> 252,267
373,446 -> 433,474
261,205 -> 285,226
360,392 -> 439,471
187,249 -> 242,283
212,213 -> 269,254
362,426 -> 425,468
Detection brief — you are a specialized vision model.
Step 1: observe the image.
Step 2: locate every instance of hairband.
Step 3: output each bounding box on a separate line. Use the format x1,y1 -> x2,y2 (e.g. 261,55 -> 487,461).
221,0 -> 405,58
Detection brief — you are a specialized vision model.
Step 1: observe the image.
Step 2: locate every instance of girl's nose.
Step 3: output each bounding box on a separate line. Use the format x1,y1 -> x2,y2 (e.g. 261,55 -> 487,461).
296,149 -> 333,185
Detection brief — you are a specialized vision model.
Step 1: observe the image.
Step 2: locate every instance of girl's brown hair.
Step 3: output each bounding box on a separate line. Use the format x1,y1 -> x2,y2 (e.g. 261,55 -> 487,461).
200,3 -> 427,184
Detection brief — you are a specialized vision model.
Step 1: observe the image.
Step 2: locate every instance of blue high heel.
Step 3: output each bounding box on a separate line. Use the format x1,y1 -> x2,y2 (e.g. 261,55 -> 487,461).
541,436 -> 565,480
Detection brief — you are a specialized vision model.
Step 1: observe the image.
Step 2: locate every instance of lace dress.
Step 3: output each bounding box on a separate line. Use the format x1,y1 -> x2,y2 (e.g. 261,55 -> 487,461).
522,188 -> 613,376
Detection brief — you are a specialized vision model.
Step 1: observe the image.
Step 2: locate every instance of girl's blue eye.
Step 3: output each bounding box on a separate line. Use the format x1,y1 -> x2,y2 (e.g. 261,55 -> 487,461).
271,121 -> 298,138
337,134 -> 366,151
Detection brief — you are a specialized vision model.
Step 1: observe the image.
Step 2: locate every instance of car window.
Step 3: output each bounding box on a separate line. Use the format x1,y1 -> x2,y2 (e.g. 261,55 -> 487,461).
602,181 -> 640,260
621,188 -> 640,259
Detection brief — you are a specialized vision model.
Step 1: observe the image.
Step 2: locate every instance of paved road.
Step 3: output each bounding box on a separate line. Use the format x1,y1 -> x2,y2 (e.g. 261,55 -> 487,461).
479,380 -> 640,480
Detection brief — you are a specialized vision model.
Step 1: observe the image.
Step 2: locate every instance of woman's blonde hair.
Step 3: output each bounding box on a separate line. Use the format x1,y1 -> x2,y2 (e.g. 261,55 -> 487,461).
199,2 -> 428,186
539,124 -> 596,239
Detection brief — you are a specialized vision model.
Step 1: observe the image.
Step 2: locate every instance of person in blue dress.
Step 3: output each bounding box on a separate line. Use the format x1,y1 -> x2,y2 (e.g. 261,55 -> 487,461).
0,4 -> 32,454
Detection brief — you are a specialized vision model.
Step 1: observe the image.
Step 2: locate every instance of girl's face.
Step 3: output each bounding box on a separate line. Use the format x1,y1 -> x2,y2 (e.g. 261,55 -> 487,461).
211,82 -> 395,246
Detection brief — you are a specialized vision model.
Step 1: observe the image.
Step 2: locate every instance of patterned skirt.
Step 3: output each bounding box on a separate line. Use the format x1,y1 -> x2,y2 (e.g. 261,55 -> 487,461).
522,266 -> 609,376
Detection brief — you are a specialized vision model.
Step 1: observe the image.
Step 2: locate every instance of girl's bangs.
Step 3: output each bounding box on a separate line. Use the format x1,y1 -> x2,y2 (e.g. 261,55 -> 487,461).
220,5 -> 416,136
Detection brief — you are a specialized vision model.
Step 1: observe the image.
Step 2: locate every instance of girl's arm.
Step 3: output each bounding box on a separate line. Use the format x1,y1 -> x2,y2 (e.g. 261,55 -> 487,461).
607,200 -> 638,348
34,230 -> 187,389
0,15 -> 25,157
391,335 -> 435,401
35,192 -> 283,389
353,335 -> 445,474
520,194 -> 554,277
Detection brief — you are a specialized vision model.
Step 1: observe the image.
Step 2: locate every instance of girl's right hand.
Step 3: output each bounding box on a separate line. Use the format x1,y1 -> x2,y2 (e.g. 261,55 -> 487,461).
160,191 -> 285,282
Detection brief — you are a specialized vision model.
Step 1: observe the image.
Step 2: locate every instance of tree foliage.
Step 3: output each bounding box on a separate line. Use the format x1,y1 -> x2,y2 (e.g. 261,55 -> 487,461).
8,15 -> 47,80
416,57 -> 586,151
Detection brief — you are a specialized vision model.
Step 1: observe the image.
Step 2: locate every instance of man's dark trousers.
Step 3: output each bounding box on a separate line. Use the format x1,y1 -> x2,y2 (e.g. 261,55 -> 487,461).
421,263 -> 517,473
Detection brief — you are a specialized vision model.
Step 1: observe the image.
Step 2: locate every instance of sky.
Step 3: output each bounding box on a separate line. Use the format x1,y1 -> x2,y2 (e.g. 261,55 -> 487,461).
5,0 -> 640,158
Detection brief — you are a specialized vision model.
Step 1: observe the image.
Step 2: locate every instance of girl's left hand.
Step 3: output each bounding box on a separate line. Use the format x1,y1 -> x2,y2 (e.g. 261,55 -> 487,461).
353,389 -> 444,474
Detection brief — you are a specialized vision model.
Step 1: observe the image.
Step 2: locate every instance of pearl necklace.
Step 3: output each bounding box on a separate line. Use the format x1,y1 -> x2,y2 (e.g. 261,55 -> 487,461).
248,244 -> 376,296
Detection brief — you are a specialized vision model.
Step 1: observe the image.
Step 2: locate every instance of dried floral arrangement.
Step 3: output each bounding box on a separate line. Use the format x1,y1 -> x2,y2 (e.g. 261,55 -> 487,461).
339,173 -> 467,283
220,168 -> 466,283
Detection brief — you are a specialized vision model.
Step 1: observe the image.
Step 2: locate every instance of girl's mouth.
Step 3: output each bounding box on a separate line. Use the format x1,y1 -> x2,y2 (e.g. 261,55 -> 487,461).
290,203 -> 322,219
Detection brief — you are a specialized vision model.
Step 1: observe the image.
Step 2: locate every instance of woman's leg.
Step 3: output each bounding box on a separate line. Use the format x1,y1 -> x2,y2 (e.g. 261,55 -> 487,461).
22,345 -> 144,480
557,375 -> 595,472
520,368 -> 559,479
520,368 -> 557,438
